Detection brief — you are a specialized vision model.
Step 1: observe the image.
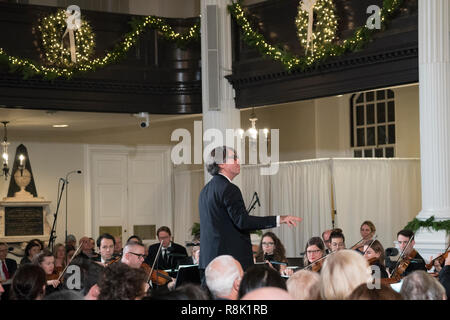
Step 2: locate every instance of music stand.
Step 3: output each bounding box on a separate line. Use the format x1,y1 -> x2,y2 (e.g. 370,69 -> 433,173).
174,265 -> 201,289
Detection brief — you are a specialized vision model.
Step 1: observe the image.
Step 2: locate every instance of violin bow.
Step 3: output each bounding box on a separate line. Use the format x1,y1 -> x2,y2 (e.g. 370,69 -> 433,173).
362,234 -> 378,255
389,234 -> 414,279
147,240 -> 164,284
57,240 -> 85,282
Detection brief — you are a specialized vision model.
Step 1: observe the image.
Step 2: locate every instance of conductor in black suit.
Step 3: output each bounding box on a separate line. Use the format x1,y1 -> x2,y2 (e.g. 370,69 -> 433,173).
144,226 -> 188,274
199,146 -> 302,275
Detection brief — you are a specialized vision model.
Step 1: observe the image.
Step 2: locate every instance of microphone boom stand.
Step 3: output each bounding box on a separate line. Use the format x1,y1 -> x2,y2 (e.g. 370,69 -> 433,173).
48,179 -> 66,251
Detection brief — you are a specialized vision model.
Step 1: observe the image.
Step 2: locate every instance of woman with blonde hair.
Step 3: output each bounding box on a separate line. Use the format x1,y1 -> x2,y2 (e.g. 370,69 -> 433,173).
52,243 -> 66,277
286,270 -> 321,300
320,249 -> 372,300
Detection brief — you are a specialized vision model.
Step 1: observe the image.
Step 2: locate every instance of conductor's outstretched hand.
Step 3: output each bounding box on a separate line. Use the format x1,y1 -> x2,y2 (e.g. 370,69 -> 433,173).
280,215 -> 302,227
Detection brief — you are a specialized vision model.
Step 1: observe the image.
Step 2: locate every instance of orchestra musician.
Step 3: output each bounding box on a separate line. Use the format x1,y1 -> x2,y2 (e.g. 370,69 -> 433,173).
33,249 -> 61,296
389,229 -> 427,278
303,237 -> 326,273
353,221 -> 376,252
363,239 -> 388,278
52,243 -> 66,277
254,231 -> 289,275
330,230 -> 346,252
92,233 -> 117,266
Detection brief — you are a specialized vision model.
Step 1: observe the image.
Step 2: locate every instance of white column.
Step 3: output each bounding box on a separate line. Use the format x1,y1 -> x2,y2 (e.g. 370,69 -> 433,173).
415,0 -> 450,260
201,0 -> 241,186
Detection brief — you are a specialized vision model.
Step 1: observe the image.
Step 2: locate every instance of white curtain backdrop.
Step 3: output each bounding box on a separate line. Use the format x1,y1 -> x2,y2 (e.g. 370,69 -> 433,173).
173,158 -> 421,259
240,160 -> 333,257
331,158 -> 421,251
173,169 -> 204,246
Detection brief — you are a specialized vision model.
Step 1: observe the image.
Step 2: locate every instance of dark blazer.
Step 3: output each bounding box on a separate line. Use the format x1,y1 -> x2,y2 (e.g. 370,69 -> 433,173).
438,265 -> 449,300
4,258 -> 17,278
144,242 -> 188,271
199,174 -> 277,271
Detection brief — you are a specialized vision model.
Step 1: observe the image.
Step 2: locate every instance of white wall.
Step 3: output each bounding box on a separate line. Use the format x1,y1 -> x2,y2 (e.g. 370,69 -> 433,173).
0,141 -> 86,246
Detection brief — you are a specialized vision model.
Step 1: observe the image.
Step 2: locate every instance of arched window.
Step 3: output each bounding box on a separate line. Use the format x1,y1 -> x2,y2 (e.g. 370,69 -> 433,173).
350,89 -> 396,158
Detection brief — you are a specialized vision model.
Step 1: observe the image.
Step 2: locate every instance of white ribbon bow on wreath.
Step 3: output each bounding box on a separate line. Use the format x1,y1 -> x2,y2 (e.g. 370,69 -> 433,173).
301,0 -> 317,55
61,6 -> 82,63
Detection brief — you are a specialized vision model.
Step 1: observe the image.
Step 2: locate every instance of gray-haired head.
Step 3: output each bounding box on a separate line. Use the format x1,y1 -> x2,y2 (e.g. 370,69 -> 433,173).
205,255 -> 242,298
205,146 -> 237,176
400,270 -> 446,300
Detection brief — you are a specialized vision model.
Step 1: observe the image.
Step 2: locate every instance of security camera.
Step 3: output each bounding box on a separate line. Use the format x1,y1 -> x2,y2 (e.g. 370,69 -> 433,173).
134,112 -> 149,128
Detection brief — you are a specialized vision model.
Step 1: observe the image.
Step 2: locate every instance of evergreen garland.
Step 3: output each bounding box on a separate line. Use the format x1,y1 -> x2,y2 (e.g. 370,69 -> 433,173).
405,216 -> 450,233
228,0 -> 404,71
0,13 -> 200,80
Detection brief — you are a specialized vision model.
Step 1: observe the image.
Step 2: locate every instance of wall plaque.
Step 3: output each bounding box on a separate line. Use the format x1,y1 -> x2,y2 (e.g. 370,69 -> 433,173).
5,206 -> 43,236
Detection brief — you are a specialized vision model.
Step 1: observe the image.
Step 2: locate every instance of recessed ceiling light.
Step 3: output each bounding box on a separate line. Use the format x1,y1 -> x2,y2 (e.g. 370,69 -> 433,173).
52,124 -> 68,128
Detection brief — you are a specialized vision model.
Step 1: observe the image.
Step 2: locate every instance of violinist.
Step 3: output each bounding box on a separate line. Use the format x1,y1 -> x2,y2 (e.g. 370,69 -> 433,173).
363,239 -> 388,278
389,229 -> 426,278
353,221 -> 376,252
33,249 -> 61,296
254,232 -> 289,275
52,243 -> 66,277
92,233 -> 116,266
121,242 -> 146,269
330,230 -> 346,252
144,226 -> 188,275
303,237 -> 326,273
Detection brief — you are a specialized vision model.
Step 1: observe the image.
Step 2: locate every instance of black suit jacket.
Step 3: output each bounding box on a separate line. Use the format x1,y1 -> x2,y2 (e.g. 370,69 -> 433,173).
199,174 -> 277,271
4,258 -> 17,278
144,242 -> 187,271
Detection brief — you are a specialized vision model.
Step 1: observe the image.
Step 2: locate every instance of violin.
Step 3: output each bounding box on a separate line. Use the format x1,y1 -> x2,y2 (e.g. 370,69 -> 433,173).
46,273 -> 59,281
105,255 -> 121,266
310,260 -> 323,272
367,257 -> 379,266
425,247 -> 450,270
141,262 -> 173,286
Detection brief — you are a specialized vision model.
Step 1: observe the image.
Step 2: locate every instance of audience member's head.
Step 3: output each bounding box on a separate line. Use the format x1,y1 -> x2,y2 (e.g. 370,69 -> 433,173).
240,287 -> 292,300
286,270 -> 321,300
146,283 -> 210,300
11,264 -> 46,300
237,264 -> 286,299
205,255 -> 243,300
43,289 -> 84,300
320,249 -> 372,300
400,270 -> 447,300
24,241 -> 41,260
348,283 -> 403,300
97,262 -> 147,300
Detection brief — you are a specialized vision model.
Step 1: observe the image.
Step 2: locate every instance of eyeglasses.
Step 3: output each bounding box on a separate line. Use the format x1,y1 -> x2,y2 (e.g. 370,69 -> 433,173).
262,242 -> 274,246
306,250 -> 322,254
128,252 -> 145,259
